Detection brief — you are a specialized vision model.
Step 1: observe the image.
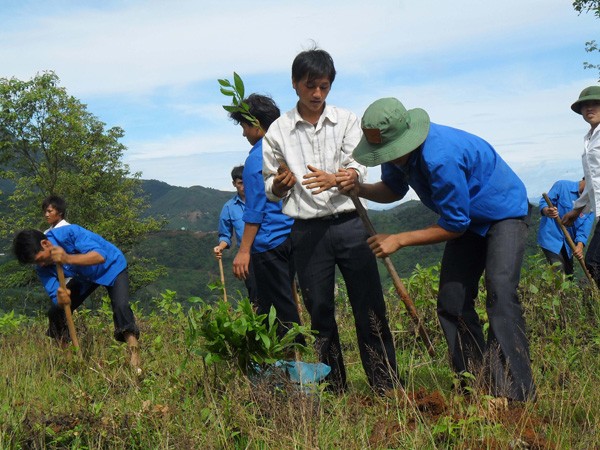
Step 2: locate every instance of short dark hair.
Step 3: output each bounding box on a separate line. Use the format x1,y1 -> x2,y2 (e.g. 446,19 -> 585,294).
231,165 -> 244,181
41,195 -> 67,218
13,229 -> 46,264
292,48 -> 336,84
229,94 -> 281,131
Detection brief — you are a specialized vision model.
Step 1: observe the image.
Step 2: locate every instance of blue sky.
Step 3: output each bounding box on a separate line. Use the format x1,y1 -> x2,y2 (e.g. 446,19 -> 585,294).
1,0 -> 598,203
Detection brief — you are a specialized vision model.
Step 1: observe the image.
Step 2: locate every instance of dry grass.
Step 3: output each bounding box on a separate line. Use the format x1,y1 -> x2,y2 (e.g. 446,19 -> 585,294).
1,256 -> 600,448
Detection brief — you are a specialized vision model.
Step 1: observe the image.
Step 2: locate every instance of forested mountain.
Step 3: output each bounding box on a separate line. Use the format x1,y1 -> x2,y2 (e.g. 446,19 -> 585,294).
132,181 -> 543,302
140,180 -> 234,231
1,177 -> 544,310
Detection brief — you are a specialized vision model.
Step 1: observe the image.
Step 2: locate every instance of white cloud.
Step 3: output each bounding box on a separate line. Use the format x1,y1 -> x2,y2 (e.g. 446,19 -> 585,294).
2,0 -> 598,196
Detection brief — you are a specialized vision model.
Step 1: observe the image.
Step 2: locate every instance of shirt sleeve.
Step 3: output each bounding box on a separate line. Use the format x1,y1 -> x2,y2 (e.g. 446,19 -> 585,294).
263,125 -> 288,202
243,152 -> 267,225
573,175 -> 592,213
217,204 -> 233,247
68,227 -> 108,261
427,154 -> 471,233
380,163 -> 410,198
337,112 -> 366,183
539,182 -> 560,214
574,212 -> 594,245
37,266 -> 59,305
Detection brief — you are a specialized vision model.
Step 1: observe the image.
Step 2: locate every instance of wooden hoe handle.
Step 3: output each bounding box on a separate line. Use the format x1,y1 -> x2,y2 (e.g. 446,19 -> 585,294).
218,258 -> 228,303
56,264 -> 80,350
350,194 -> 435,357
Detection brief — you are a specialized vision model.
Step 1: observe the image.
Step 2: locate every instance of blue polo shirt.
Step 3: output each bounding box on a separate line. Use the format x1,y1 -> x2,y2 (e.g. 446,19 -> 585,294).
538,180 -> 593,257
217,194 -> 245,248
381,123 -> 528,236
36,224 -> 127,305
243,138 -> 294,254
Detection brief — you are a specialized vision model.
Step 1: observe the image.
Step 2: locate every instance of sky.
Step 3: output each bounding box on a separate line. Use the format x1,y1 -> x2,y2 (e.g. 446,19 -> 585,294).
1,0 -> 599,204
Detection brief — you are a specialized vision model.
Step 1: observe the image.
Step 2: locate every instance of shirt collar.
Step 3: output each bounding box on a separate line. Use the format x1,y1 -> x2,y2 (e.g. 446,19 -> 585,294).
292,103 -> 337,129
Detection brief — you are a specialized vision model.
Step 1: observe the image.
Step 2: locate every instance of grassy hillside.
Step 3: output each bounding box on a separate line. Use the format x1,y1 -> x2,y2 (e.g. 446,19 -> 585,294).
1,256 -> 599,448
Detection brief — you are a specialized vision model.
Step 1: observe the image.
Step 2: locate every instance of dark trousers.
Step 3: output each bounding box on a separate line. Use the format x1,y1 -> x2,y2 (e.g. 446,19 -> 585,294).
244,257 -> 259,306
584,218 -> 600,287
47,269 -> 140,343
542,246 -> 574,276
252,237 -> 303,342
437,218 -> 535,401
291,213 -> 397,393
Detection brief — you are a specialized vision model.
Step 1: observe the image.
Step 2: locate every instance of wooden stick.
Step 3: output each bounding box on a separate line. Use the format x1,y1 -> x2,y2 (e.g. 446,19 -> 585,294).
291,278 -> 302,362
350,194 -> 435,357
218,258 -> 228,302
291,277 -> 303,320
542,193 -> 597,289
56,264 -> 80,351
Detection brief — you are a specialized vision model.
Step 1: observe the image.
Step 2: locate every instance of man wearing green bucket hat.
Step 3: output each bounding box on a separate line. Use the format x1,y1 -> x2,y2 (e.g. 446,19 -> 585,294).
344,97 -> 536,402
561,86 -> 600,286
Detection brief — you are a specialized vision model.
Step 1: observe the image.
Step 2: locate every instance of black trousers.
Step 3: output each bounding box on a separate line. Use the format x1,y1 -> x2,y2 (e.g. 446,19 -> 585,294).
291,213 -> 397,393
47,269 -> 140,343
437,218 -> 535,401
251,237 -> 303,342
244,256 -> 259,306
584,218 -> 600,287
542,246 -> 574,276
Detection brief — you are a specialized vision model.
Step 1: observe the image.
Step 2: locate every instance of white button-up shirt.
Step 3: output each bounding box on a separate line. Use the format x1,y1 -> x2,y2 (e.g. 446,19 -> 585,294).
574,126 -> 600,216
263,104 -> 367,219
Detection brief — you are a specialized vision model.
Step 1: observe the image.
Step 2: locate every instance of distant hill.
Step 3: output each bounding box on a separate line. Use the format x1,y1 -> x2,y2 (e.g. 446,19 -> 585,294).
141,179 -> 235,231
0,176 -> 545,309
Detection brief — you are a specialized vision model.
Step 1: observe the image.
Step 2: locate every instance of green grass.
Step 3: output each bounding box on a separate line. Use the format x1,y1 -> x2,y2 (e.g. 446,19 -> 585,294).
1,255 -> 600,449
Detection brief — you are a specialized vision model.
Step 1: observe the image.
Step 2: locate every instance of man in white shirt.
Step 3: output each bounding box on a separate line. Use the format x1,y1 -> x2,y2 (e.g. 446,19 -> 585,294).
263,48 -> 398,394
563,86 -> 600,286
42,195 -> 70,234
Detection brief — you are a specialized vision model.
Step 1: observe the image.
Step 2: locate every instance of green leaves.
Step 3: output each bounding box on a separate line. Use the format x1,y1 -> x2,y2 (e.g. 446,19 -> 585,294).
217,72 -> 262,132
0,71 -> 165,291
185,297 -> 314,375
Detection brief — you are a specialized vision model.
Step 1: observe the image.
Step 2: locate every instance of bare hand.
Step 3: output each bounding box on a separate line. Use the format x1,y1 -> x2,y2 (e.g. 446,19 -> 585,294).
543,206 -> 559,219
50,246 -> 68,264
336,168 -> 359,196
367,233 -> 402,258
233,252 -> 250,280
57,286 -> 71,307
213,246 -> 223,260
302,165 -> 336,195
562,210 -> 580,227
273,165 -> 296,197
574,242 -> 584,260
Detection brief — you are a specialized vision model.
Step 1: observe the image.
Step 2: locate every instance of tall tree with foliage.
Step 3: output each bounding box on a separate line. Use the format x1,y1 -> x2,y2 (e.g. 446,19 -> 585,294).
0,71 -> 165,292
573,0 -> 600,80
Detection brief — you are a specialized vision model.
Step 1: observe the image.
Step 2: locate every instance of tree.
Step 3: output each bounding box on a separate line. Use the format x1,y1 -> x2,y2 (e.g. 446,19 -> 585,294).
573,0 -> 600,80
0,71 -> 165,293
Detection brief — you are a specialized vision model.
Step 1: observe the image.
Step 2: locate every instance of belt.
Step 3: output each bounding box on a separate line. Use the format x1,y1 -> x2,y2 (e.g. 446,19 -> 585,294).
313,211 -> 358,221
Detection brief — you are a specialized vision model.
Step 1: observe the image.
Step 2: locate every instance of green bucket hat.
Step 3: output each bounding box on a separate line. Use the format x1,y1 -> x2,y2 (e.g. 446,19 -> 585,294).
353,97 -> 430,167
571,85 -> 600,114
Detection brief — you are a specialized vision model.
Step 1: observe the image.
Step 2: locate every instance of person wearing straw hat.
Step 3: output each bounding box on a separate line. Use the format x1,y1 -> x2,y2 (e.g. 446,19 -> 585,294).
343,97 -> 536,402
562,86 -> 600,286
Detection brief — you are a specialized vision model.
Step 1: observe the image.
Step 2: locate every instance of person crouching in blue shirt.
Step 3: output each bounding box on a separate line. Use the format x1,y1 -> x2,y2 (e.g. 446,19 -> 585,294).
13,226 -> 141,368
342,97 -> 536,402
538,179 -> 593,276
